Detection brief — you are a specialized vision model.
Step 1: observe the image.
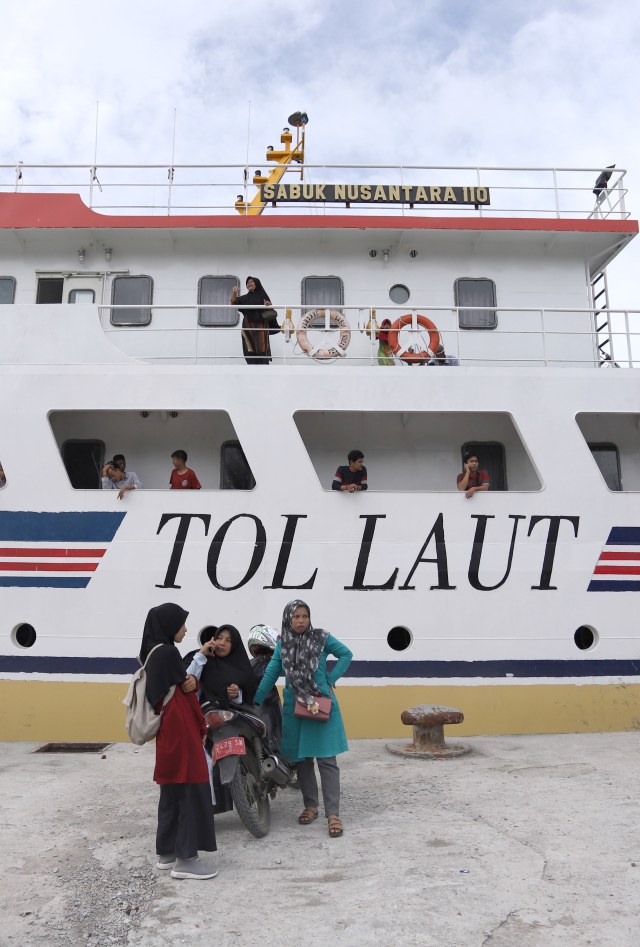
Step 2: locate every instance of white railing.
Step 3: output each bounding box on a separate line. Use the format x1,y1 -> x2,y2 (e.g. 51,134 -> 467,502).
0,162 -> 629,220
96,304 -> 640,369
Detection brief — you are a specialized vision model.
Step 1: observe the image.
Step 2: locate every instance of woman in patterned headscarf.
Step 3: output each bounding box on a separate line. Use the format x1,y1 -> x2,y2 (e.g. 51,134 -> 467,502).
253,600 -> 352,838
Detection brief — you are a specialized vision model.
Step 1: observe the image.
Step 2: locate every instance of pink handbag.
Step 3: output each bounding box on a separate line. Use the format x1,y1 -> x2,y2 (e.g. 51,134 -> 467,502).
293,695 -> 332,722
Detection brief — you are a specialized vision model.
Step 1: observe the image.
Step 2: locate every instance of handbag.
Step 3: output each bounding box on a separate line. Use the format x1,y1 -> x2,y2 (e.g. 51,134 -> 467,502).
293,694 -> 332,722
262,308 -> 281,336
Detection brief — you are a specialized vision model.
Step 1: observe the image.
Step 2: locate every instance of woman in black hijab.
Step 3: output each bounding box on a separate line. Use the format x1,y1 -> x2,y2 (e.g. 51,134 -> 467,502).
230,276 -> 273,365
198,624 -> 258,814
140,603 -> 217,880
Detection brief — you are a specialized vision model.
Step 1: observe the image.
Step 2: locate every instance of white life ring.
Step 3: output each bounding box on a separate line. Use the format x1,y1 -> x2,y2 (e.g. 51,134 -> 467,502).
296,309 -> 351,359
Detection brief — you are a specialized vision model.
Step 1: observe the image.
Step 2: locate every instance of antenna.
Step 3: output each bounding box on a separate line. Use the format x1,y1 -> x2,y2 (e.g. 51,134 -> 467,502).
167,108 -> 177,216
245,100 -> 252,207
93,101 -> 99,166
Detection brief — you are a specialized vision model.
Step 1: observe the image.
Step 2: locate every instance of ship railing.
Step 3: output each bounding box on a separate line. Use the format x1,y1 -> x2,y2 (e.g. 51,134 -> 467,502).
0,163 -> 629,220
98,304 -> 640,368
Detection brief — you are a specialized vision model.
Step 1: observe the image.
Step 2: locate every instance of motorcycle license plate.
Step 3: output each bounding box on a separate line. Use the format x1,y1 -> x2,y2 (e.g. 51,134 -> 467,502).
213,736 -> 246,763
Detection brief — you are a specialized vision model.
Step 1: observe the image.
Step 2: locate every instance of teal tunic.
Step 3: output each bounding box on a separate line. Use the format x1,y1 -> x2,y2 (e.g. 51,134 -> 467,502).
253,635 -> 352,763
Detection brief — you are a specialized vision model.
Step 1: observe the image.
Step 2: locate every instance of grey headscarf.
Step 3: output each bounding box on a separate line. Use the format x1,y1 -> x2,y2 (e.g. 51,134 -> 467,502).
280,599 -> 328,707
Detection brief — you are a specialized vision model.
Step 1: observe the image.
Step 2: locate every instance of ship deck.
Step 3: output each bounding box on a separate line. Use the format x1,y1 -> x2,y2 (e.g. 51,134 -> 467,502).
2,733 -> 638,946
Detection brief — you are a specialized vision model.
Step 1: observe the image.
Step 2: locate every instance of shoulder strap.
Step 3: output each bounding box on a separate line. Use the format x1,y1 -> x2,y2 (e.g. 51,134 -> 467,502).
141,643 -> 164,669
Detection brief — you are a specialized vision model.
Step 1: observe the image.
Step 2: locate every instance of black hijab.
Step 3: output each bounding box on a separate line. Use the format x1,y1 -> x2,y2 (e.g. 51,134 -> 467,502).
139,602 -> 189,707
199,624 -> 257,707
236,276 -> 270,316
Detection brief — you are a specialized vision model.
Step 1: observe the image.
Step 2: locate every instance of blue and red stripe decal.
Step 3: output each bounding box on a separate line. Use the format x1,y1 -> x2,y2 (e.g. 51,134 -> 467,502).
588,527 -> 640,591
0,512 -> 125,588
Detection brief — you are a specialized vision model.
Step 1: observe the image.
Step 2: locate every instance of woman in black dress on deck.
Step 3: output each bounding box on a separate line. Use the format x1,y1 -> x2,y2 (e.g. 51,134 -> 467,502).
230,276 -> 273,365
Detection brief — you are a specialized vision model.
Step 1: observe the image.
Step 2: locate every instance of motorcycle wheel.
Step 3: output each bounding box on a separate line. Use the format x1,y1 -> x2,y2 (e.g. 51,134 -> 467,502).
230,757 -> 271,838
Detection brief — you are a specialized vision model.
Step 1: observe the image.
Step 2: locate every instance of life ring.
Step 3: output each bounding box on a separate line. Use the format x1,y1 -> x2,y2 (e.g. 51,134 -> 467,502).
297,308 -> 351,359
388,314 -> 440,364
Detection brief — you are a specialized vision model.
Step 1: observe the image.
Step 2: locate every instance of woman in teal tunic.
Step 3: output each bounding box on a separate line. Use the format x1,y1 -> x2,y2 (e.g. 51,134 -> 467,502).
253,599 -> 352,838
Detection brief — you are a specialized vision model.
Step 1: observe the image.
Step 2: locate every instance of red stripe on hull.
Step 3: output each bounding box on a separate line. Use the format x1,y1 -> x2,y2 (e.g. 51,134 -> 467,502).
0,547 -> 106,558
0,561 -> 98,572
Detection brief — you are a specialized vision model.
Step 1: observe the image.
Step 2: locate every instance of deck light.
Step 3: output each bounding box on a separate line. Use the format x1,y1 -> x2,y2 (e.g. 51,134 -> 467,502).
287,111 -> 308,127
409,249 -> 418,259
104,248 -> 112,263
77,249 -> 85,263
369,249 -> 378,258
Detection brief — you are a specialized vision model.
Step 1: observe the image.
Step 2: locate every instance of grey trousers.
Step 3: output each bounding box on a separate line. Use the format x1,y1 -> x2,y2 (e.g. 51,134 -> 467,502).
296,756 -> 340,817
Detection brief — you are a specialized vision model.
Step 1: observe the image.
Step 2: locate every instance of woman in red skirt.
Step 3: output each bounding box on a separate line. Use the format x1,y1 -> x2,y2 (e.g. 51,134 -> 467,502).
140,602 -> 217,880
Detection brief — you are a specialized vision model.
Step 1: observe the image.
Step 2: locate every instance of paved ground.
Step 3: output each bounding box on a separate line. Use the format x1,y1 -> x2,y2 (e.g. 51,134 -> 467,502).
1,733 -> 639,947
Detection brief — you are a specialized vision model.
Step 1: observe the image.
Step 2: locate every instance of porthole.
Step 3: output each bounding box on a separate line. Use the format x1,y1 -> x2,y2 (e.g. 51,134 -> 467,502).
389,284 -> 410,305
12,623 -> 37,648
387,626 -> 412,651
574,625 -> 599,651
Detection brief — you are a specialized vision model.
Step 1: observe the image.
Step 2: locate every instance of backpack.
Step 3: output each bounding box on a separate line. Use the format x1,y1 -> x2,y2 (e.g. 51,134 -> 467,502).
123,644 -> 176,745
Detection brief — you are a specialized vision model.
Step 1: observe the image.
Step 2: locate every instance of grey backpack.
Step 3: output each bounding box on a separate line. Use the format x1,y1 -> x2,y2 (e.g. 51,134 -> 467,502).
123,644 -> 176,745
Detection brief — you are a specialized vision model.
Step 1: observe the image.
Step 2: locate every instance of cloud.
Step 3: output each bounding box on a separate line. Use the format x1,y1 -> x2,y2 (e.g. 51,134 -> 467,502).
1,0 -> 639,302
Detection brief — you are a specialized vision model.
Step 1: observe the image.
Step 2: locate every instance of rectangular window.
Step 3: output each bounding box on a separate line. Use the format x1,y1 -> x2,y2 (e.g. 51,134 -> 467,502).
455,277 -> 497,329
461,441 -> 506,490
588,443 -> 622,491
61,440 -> 105,489
221,441 -> 255,490
0,277 -> 16,304
69,288 -> 96,304
111,276 -> 153,326
301,276 -> 343,309
198,276 -> 240,327
36,278 -> 64,304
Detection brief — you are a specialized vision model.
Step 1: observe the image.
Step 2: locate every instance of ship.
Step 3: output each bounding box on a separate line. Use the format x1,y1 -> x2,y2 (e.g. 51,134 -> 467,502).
1,114 -> 639,742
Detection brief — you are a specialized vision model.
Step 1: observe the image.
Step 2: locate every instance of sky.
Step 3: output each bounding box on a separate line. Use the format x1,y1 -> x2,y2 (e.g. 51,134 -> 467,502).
1,0 -> 639,306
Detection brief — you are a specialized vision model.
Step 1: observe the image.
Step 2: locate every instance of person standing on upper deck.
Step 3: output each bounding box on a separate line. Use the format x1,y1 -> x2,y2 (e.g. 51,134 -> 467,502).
170,450 -> 201,489
332,450 -> 368,493
230,276 -> 273,365
457,453 -> 490,499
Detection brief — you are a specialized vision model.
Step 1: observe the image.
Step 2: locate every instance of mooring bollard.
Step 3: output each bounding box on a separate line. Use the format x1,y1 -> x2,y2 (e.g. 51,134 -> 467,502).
386,703 -> 471,759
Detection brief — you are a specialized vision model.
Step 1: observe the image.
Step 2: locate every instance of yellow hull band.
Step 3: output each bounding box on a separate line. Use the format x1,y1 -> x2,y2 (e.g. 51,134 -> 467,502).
1,681 -> 640,742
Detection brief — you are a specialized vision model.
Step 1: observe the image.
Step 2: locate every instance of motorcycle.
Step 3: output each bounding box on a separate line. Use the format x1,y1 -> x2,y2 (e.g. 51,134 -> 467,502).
202,702 -> 292,838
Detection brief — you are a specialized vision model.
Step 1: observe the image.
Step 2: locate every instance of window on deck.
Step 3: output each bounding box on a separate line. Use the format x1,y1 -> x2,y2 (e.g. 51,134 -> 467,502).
455,277 -> 497,329
0,277 -> 16,304
198,276 -> 241,327
111,276 -> 153,326
588,443 -> 622,491
301,276 -> 344,310
221,440 -> 256,490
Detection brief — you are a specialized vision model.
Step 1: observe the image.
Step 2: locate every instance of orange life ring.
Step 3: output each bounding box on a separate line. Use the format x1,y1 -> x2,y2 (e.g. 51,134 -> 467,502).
388,314 -> 440,364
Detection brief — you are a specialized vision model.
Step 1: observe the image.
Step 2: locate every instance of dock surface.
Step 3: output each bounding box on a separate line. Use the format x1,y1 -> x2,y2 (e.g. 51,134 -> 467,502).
2,733 -> 639,946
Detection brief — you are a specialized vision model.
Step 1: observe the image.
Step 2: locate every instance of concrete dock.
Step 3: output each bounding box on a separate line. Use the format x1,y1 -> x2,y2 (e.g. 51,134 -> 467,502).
1,733 -> 639,946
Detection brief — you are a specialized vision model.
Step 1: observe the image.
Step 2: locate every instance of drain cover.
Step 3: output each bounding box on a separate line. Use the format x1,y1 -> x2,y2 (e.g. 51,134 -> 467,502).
34,742 -> 112,753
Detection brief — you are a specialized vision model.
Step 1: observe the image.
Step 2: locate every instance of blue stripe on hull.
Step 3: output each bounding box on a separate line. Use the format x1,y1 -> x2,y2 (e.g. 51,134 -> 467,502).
1,656 -> 640,678
587,580 -> 640,591
0,511 -> 126,542
605,527 -> 640,545
0,577 -> 91,588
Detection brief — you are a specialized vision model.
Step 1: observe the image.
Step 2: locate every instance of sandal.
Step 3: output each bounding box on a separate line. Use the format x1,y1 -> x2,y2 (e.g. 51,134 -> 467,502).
298,807 -> 318,825
327,815 -> 343,838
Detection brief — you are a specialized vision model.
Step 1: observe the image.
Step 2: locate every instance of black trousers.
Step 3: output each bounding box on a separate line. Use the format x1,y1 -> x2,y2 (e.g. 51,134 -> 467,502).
156,783 -> 217,860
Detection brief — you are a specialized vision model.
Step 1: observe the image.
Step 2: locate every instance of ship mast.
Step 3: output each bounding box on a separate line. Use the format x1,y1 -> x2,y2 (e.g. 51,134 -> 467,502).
234,111 -> 308,216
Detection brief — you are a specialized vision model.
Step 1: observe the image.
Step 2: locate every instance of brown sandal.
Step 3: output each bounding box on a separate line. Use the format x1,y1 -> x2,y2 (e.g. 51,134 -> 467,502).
298,807 -> 318,825
327,815 -> 343,838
